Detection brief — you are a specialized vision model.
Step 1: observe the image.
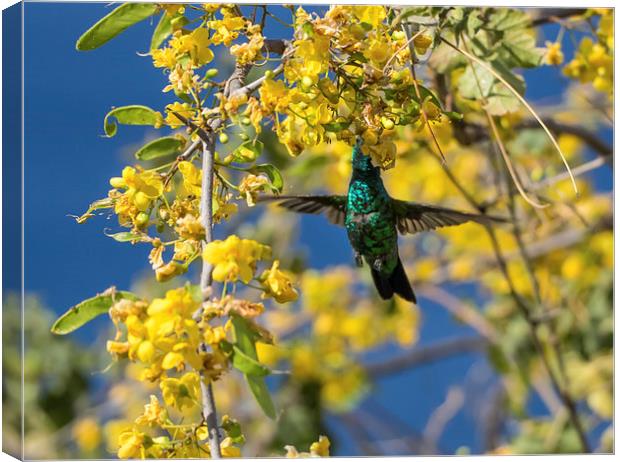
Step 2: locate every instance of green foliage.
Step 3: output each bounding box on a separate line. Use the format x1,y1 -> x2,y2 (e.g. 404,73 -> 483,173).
249,164 -> 284,193
232,315 -> 276,419
3,295 -> 97,458
135,136 -> 186,161
76,3 -> 159,51
103,105 -> 161,137
51,289 -> 139,334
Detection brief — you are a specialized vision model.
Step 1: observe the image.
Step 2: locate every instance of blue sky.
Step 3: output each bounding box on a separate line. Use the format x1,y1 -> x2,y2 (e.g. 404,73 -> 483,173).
13,2 -> 612,456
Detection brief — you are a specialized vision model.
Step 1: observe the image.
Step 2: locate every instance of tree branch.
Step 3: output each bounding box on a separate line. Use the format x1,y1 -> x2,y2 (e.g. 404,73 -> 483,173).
530,8 -> 587,26
365,336 -> 488,378
198,135 -> 221,458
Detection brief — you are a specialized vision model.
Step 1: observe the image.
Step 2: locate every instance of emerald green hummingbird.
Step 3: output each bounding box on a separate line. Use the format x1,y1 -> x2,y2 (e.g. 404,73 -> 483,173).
260,142 -> 502,303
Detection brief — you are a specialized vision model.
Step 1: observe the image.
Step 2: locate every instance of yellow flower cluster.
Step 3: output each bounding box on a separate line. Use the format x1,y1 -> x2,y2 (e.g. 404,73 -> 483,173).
108,166 -> 164,229
255,5 -> 438,166
563,10 -> 613,94
285,435 -> 331,457
203,234 -> 271,283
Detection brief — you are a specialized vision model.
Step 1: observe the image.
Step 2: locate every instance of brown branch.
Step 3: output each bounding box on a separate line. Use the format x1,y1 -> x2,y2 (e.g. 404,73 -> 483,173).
530,8 -> 587,27
453,118 -> 612,162
365,336 -> 488,378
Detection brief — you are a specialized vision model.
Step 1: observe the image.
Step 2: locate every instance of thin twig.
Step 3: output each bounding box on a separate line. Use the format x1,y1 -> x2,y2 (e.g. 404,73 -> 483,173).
441,36 -> 579,197
402,23 -> 447,163
365,336 -> 488,378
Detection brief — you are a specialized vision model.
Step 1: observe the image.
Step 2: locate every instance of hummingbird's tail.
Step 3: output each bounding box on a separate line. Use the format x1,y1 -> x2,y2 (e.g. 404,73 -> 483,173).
370,257 -> 417,303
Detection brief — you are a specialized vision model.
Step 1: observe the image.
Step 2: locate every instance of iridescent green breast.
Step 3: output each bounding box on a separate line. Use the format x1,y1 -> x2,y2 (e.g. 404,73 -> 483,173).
345,177 -> 398,275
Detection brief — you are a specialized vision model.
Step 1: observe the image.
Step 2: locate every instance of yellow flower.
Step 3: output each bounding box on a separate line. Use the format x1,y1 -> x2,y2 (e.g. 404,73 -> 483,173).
351,6 -> 386,28
310,436 -> 331,457
203,235 -> 272,283
238,174 -> 270,206
107,340 -> 129,356
160,371 -> 201,411
259,78 -> 290,113
209,14 -> 246,46
261,260 -> 298,303
175,213 -> 204,240
152,47 -> 177,69
170,27 -> 214,66
117,427 -> 147,459
135,395 -> 166,426
544,41 -> 564,66
164,102 -> 195,129
414,34 -> 433,54
73,417 -> 101,452
230,33 -> 265,64
113,166 -> 164,212
155,261 -> 187,282
178,161 -> 202,197
220,436 -> 241,457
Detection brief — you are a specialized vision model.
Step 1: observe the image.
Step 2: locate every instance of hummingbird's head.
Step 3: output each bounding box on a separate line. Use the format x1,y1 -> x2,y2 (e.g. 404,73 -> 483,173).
351,140 -> 376,173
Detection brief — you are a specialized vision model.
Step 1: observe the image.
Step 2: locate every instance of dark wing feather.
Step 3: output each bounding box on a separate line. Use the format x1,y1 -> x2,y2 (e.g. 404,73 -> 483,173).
391,199 -> 505,235
257,195 -> 347,226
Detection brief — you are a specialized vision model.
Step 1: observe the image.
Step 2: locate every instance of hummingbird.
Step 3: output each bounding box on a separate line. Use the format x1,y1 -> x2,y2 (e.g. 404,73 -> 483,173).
259,142 -> 502,303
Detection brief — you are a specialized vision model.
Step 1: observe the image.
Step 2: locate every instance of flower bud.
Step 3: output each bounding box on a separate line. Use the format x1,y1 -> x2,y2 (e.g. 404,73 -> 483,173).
155,261 -> 186,282
219,132 -> 229,144
300,75 -> 314,91
205,68 -> 219,78
109,177 -> 126,189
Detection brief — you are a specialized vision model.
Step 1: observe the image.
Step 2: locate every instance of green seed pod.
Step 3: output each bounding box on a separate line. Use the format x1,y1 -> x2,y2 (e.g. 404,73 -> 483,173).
239,133 -> 250,141
135,212 -> 149,228
241,117 -> 251,126
219,132 -> 229,144
205,68 -> 219,79
264,70 -> 274,79
380,116 -> 395,130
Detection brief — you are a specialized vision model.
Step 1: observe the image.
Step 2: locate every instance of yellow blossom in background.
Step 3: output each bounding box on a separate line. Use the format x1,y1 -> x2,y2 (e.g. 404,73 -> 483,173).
117,427 -> 147,459
72,417 -> 101,452
310,435 -> 331,456
544,41 -> 564,65
414,33 -> 433,54
285,436 -> 331,458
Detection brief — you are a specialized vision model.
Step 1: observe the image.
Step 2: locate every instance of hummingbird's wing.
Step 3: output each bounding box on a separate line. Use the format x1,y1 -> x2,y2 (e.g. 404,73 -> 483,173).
257,195 -> 348,226
391,199 -> 504,235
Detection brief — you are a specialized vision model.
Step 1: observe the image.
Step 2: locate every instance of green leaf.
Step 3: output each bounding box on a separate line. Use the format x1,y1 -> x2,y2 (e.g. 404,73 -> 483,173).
151,12 -> 172,50
104,105 -> 161,137
251,164 -> 284,193
104,231 -> 146,242
232,346 -> 270,377
246,375 -> 276,419
231,314 -> 276,418
51,289 -> 139,335
135,136 -> 185,160
231,314 -> 261,358
232,140 -> 263,163
76,3 -> 159,51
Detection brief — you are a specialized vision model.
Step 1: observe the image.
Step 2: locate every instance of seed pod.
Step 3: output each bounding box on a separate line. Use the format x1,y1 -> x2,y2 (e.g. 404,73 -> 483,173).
205,68 -> 219,78
135,212 -> 149,228
219,132 -> 229,144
